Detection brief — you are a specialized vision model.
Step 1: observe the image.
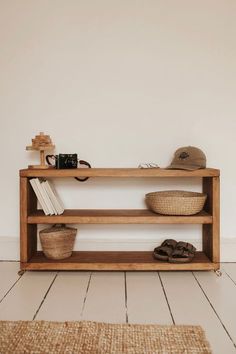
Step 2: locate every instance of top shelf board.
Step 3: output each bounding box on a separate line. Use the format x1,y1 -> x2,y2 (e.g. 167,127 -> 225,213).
20,168 -> 220,178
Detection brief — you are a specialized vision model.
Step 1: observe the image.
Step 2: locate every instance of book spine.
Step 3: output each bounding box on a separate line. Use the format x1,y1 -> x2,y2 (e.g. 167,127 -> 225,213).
44,180 -> 64,215
40,180 -> 56,215
29,179 -> 50,215
34,178 -> 50,215
42,180 -> 58,215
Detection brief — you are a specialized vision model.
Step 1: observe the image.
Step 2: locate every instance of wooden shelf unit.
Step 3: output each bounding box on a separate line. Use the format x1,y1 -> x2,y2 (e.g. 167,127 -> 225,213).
19,168 -> 220,271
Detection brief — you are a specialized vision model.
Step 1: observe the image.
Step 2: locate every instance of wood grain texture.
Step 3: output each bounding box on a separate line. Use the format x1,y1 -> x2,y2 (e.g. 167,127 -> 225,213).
194,270 -> 236,345
21,251 -> 217,271
20,168 -> 220,178
35,272 -> 91,321
20,177 -> 28,262
82,272 -> 126,323
0,262 -> 21,300
27,209 -> 212,224
212,177 -> 220,264
0,271 -> 56,320
19,168 -> 220,272
0,262 -> 235,352
223,263 -> 236,282
20,177 -> 37,262
160,271 -> 236,354
203,176 -> 220,265
126,272 -> 173,324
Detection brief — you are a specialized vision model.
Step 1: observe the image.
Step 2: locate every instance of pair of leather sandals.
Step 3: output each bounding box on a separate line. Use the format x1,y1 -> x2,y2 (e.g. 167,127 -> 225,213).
153,239 -> 196,263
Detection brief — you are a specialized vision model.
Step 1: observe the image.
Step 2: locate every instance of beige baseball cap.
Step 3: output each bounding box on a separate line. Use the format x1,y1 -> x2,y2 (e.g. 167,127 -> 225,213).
166,146 -> 206,170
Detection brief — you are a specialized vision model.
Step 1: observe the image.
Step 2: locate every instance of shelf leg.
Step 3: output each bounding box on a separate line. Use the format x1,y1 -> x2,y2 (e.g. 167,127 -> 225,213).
202,176 -> 220,264
20,177 -> 37,267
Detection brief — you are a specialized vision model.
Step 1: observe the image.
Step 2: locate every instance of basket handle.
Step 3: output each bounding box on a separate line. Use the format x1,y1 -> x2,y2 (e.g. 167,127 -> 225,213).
52,224 -> 65,228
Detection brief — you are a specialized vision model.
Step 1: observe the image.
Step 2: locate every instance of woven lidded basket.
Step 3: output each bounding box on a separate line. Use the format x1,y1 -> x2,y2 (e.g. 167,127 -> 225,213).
145,190 -> 207,215
39,224 -> 77,260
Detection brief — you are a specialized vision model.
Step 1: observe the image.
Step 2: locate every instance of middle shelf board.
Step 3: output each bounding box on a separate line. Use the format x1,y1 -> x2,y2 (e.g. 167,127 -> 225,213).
27,209 -> 212,224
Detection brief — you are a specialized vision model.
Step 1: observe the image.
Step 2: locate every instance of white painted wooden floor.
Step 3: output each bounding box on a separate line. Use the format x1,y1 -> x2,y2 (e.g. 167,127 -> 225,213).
0,263 -> 236,354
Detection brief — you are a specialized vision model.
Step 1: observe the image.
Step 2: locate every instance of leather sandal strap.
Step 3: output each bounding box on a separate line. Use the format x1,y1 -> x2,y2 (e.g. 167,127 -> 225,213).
162,239 -> 177,249
154,245 -> 173,257
176,241 -> 196,254
171,248 -> 193,258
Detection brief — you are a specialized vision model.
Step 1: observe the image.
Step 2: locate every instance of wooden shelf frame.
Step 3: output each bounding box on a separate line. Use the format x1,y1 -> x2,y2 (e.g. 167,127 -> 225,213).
20,168 -> 220,178
19,168 -> 220,271
22,251 -> 216,271
27,209 -> 212,224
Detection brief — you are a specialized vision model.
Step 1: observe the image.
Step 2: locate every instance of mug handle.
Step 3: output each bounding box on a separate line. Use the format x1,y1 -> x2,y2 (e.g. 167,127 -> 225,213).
75,160 -> 91,182
46,155 -> 56,167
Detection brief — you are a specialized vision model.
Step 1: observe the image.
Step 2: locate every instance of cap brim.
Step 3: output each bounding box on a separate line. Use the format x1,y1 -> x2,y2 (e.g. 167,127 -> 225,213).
165,164 -> 203,171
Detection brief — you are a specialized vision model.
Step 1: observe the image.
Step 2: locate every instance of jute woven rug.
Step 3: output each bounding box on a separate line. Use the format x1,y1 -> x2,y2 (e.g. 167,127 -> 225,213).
0,320 -> 211,354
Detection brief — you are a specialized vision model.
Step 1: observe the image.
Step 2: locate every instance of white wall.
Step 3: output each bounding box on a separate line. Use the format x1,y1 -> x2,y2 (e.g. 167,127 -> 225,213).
0,0 -> 236,260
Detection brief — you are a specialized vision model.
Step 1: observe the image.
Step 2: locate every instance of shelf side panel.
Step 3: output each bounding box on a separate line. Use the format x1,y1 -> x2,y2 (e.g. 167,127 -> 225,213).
20,177 -> 37,262
203,177 -> 220,264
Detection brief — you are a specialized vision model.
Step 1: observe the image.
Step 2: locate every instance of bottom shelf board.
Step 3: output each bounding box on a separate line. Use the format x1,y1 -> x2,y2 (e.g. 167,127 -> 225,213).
21,251 -> 218,271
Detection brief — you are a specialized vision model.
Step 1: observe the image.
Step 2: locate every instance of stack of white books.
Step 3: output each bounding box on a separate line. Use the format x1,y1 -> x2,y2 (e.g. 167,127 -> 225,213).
29,178 -> 64,215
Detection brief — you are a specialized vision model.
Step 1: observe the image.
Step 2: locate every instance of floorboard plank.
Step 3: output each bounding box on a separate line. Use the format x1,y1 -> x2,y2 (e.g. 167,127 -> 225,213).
222,263 -> 236,283
82,272 -> 126,323
126,272 -> 173,324
194,270 -> 236,347
0,262 -> 20,301
0,271 -> 56,320
160,271 -> 236,354
35,271 -> 91,321
0,263 -> 236,352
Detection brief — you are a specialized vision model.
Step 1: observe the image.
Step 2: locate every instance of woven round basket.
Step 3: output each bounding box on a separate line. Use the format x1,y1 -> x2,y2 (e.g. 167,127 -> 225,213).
145,190 -> 207,215
39,224 -> 77,260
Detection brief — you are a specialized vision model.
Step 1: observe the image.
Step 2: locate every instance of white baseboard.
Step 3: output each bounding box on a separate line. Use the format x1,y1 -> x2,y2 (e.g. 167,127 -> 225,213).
0,236 -> 236,262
